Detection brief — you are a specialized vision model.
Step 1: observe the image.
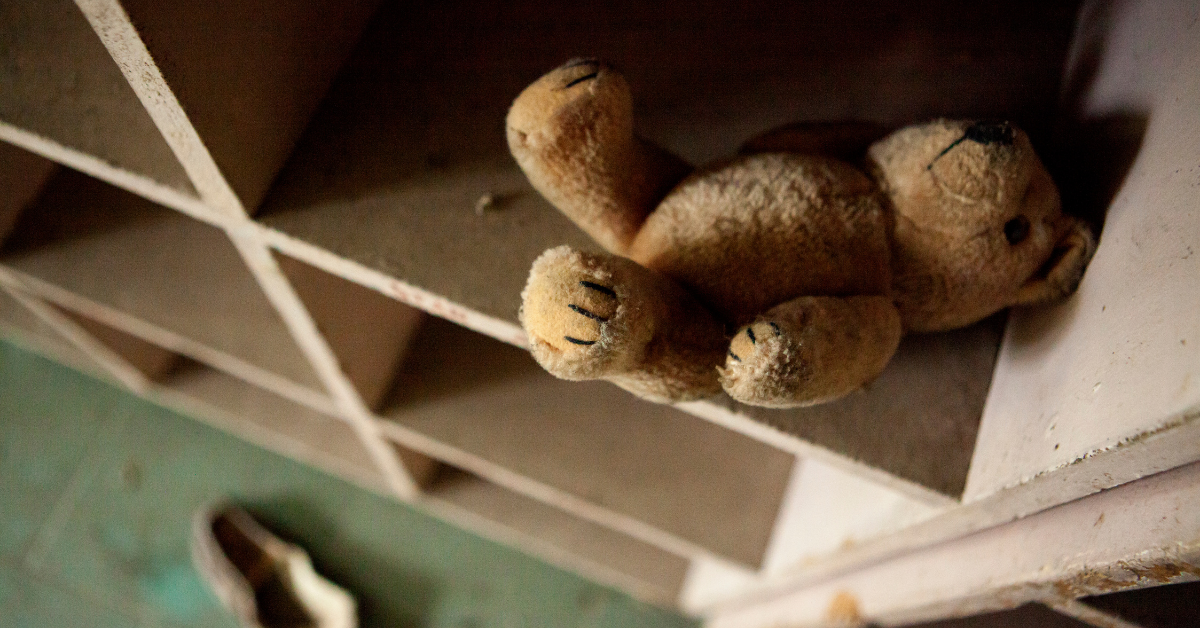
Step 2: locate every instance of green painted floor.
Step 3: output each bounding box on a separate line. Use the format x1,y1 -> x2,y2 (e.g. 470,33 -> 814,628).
0,339 -> 697,628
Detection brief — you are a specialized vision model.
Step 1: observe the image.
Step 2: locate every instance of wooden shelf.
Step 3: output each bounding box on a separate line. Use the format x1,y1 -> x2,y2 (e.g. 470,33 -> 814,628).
0,0 -> 202,216
379,316 -> 795,568
104,0 -> 381,213
0,284 -> 112,379
422,465 -> 690,607
0,169 -> 327,399
253,0 -> 1080,502
4,0 -> 1198,622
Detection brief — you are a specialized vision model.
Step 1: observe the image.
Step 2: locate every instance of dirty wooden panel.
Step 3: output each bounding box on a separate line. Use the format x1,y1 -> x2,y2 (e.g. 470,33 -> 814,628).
274,251 -> 424,411
0,169 -> 324,390
381,316 -> 794,568
57,307 -> 179,382
707,459 -> 1200,628
0,0 -> 194,194
965,0 -> 1200,503
0,141 -> 58,245
114,0 -> 381,211
425,468 -> 689,608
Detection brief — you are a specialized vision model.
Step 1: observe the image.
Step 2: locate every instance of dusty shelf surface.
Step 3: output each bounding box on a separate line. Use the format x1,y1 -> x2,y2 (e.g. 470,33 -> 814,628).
0,0 -> 194,196
258,0 -> 1079,323
381,316 -> 795,568
722,316 -> 1005,498
113,0 -> 379,210
0,169 -> 324,392
255,0 -> 1080,497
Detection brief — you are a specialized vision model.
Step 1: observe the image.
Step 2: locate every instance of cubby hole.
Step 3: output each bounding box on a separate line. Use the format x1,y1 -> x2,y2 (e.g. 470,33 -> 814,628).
272,250 -> 424,411
0,0 -> 195,198
377,315 -> 795,568
0,285 -> 111,378
418,459 -> 691,608
109,0 -> 382,211
0,167 -> 328,402
49,302 -> 385,493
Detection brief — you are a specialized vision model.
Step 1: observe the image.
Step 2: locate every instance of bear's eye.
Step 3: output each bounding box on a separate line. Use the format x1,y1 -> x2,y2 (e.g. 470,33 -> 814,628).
1004,216 -> 1031,245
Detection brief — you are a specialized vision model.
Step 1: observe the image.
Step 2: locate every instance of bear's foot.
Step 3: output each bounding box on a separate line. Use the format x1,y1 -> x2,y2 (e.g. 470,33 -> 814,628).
521,246 -> 726,403
720,296 -> 902,408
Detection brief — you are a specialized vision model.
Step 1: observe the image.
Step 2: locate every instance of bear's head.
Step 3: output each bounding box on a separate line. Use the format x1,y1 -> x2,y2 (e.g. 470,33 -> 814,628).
868,120 -> 1096,332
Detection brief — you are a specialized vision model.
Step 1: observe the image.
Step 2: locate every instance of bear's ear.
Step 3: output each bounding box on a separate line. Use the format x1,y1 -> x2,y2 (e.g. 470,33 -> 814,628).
1013,218 -> 1097,306
739,121 -> 890,162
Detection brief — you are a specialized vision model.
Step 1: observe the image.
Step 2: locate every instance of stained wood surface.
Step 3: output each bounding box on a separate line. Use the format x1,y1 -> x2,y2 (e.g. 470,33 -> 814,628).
275,252 -> 424,411
965,0 -> 1200,503
0,0 -> 194,195
0,170 -> 324,390
113,0 -> 380,211
382,316 -> 795,568
0,285 -> 109,377
0,142 -> 58,245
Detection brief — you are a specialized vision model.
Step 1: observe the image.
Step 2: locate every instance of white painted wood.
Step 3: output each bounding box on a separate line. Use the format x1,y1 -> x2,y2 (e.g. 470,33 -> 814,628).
274,251 -> 425,411
0,284 -> 113,379
229,232 -> 422,499
2,281 -> 155,393
0,122 -> 216,225
965,0 -> 1200,503
707,460 -> 1200,628
74,0 -> 243,215
90,0 -> 380,213
0,268 -> 338,417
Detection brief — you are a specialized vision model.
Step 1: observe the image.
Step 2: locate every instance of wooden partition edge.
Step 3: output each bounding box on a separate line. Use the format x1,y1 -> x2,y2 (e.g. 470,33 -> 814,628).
0,121 -> 217,225
228,230 -> 422,499
0,281 -> 151,392
73,0 -> 244,216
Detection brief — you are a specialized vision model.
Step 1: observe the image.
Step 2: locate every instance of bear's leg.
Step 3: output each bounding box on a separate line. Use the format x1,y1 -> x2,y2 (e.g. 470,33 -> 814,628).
720,296 -> 902,408
521,246 -> 727,403
506,60 -> 691,255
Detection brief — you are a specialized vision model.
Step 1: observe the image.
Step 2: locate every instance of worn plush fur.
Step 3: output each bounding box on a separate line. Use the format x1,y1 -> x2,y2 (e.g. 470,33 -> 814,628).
508,59 -> 1096,408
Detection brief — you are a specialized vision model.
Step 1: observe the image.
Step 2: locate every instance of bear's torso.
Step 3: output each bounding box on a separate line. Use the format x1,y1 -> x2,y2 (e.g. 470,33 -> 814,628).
627,153 -> 893,324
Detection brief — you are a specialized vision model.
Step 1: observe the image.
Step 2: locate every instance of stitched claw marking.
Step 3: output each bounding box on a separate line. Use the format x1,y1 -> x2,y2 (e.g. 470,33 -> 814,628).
564,71 -> 599,88
569,304 -> 609,322
728,349 -> 742,362
746,327 -> 756,343
564,336 -> 596,346
579,281 -> 617,298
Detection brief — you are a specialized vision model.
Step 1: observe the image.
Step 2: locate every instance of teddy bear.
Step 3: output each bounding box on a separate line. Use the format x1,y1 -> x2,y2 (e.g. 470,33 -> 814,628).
506,59 -> 1096,409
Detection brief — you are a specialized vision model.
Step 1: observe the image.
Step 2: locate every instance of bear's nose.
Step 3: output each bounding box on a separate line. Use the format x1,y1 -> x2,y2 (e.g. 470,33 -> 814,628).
963,120 -> 1015,146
